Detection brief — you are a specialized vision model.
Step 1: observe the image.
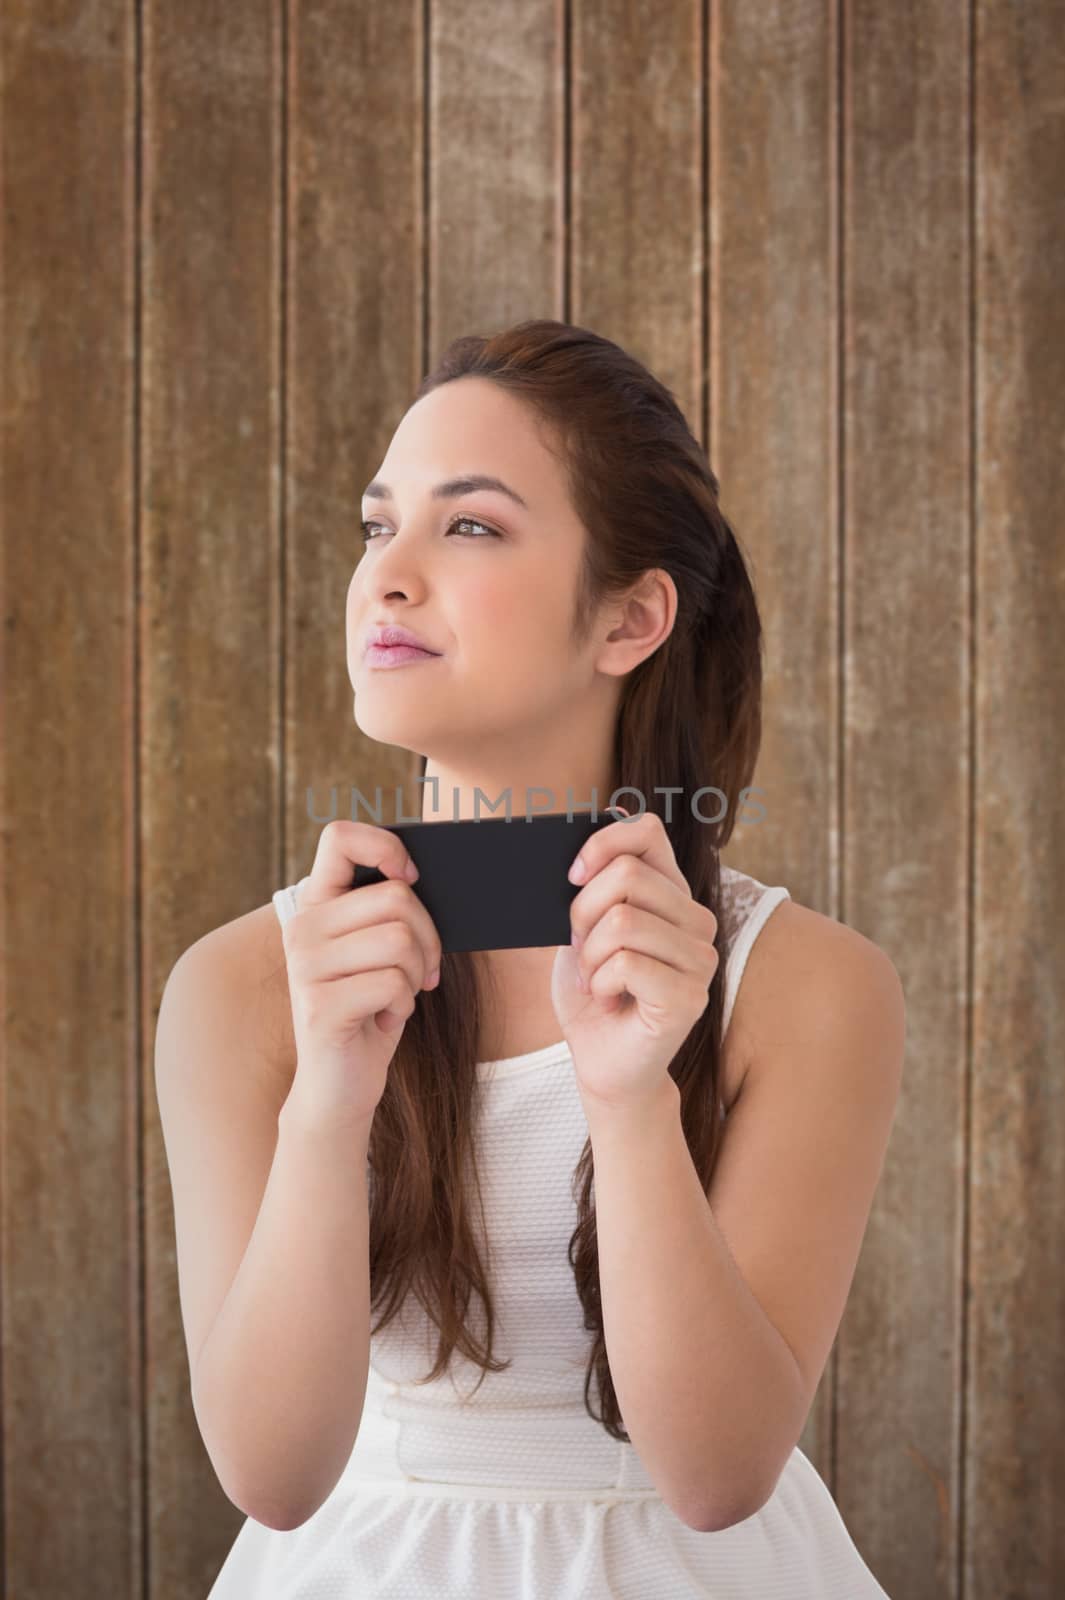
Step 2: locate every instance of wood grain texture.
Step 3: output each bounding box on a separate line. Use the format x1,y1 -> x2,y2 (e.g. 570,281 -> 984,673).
708,0 -> 842,1521
139,4 -> 283,1595
286,0 -> 424,875
840,3 -> 971,1591
571,0 -> 704,415
970,1 -> 1065,1593
2,5 -> 140,1596
2,1 -> 1062,1596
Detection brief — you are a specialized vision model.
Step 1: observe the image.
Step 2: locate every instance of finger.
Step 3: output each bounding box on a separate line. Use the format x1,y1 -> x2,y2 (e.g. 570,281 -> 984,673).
301,818 -> 417,908
306,875 -> 442,990
578,903 -> 712,989
320,965 -> 417,1035
588,947 -> 704,1014
568,810 -> 689,897
391,882 -> 444,983
569,851 -> 696,948
309,917 -> 428,997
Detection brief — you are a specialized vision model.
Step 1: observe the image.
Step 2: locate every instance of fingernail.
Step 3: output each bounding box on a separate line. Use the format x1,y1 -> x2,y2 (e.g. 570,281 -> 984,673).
568,855 -> 587,884
427,967 -> 440,987
405,860 -> 419,882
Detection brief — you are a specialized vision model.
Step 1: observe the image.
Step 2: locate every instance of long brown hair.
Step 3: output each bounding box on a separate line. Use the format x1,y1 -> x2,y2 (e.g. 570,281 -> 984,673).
366,319 -> 763,1442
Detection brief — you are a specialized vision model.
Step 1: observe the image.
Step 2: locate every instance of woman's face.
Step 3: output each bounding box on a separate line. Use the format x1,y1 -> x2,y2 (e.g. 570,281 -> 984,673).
347,376 -> 611,779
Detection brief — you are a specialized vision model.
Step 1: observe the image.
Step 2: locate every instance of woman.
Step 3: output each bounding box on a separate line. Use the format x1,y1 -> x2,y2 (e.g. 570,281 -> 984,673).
159,318 -> 903,1596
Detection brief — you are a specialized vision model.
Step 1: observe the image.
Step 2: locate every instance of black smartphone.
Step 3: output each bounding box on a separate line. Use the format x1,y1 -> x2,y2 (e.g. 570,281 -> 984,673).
350,807 -> 625,954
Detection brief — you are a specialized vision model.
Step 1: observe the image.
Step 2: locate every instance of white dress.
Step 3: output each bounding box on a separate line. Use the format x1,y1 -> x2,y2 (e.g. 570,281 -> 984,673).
206,865 -> 891,1598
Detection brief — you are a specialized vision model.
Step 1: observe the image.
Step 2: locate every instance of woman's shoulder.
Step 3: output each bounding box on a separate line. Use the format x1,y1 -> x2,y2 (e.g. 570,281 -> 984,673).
720,861 -> 888,971
190,898 -> 298,1103
718,862 -> 790,948
724,877 -> 899,1071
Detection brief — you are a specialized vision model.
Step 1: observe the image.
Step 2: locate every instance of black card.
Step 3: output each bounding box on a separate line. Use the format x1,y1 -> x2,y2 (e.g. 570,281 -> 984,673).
350,808 -> 624,954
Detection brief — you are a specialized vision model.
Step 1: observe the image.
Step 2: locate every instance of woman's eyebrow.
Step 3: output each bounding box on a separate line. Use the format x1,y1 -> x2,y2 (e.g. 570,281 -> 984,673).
361,474 -> 529,511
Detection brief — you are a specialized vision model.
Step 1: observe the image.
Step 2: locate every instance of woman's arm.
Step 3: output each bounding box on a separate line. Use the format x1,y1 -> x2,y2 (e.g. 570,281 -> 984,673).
192,1104 -> 373,1530
585,909 -> 905,1532
156,914 -> 374,1532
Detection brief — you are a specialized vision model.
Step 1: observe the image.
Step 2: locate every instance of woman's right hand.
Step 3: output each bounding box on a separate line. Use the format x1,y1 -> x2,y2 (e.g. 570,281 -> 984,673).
279,819 -> 442,1134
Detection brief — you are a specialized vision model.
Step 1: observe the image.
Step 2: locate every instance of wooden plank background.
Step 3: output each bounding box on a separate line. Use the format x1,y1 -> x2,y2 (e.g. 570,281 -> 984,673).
2,2 -> 1061,1595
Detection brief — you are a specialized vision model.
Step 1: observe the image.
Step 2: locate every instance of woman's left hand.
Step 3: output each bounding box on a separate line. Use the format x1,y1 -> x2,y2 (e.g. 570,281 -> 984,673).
551,808 -> 720,1111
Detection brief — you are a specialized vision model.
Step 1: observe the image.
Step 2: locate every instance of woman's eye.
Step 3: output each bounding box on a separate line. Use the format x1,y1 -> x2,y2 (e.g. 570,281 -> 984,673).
359,515 -> 500,544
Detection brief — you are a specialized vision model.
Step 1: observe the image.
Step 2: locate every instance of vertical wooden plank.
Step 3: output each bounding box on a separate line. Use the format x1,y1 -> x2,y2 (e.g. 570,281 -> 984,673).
710,0 -> 840,1481
844,1 -> 971,1592
1,6 -> 141,1596
970,1 -> 1065,1593
141,3 -> 282,1595
429,0 -> 563,351
571,0 -> 704,429
285,0 -> 425,879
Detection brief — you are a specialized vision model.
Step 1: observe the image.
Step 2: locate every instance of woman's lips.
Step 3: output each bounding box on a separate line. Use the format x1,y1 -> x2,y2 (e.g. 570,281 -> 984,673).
364,644 -> 443,668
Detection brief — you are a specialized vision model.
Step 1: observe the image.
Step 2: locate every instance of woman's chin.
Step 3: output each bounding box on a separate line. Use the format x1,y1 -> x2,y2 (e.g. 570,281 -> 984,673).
352,704 -> 427,746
